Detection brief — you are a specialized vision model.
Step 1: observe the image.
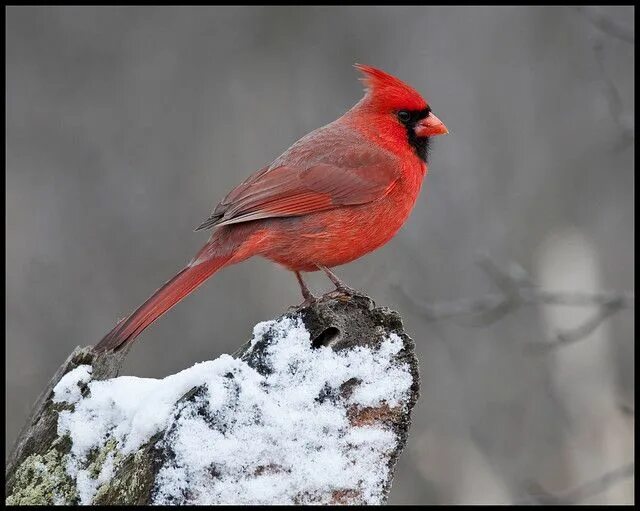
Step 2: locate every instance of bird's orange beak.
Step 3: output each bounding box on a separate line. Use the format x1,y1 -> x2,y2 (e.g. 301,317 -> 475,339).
415,113 -> 448,137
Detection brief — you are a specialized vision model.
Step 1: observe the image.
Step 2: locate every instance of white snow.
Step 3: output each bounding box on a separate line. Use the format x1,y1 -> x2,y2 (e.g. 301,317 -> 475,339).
53,365 -> 93,404
54,316 -> 413,505
69,450 -> 116,506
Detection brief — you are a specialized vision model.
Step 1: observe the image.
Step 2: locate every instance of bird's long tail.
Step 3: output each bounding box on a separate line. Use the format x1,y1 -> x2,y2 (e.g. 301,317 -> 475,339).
94,254 -> 232,353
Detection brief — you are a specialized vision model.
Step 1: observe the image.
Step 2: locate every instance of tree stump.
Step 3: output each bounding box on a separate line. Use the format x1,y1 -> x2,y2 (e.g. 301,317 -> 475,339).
6,294 -> 420,505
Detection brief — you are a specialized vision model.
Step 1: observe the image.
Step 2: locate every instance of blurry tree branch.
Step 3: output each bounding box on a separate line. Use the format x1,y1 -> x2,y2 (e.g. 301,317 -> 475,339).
592,40 -> 634,143
523,463 -> 634,505
575,6 -> 634,143
394,254 -> 634,351
575,6 -> 634,44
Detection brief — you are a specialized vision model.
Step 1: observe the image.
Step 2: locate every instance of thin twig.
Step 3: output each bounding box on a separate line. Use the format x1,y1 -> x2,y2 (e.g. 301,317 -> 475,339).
575,6 -> 634,143
524,463 -> 634,504
538,296 -> 627,351
394,255 -> 633,350
575,6 -> 634,44
592,41 -> 634,141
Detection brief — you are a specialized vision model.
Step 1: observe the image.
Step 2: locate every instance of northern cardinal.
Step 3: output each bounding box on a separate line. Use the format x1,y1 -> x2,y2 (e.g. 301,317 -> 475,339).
94,64 -> 448,352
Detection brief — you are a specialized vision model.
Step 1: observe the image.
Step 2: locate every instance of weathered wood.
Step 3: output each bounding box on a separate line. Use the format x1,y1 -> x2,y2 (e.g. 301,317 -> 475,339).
6,294 -> 420,505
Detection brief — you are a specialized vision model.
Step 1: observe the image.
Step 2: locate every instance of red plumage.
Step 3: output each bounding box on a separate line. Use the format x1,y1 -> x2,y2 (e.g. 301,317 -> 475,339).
94,64 -> 448,352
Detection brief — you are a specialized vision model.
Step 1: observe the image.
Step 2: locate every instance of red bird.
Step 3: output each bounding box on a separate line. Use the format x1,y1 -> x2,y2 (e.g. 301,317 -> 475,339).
95,64 -> 448,352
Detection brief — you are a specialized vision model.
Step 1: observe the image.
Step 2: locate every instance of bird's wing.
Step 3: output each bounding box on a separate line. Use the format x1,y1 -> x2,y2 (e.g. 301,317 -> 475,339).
195,138 -> 399,230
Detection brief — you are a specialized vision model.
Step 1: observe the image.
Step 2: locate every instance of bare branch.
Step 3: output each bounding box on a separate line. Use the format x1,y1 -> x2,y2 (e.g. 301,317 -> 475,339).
394,255 -> 634,350
592,41 -> 634,141
524,463 -> 634,504
574,6 -> 634,143
576,6 -> 634,44
534,296 -> 627,352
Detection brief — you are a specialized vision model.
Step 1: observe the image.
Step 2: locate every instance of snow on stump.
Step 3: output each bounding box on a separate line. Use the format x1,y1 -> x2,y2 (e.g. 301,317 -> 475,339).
6,294 -> 420,505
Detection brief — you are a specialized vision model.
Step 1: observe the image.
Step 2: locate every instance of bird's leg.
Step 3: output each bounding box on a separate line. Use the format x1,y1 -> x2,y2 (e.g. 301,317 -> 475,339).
317,265 -> 358,296
293,271 -> 318,309
295,271 -> 315,301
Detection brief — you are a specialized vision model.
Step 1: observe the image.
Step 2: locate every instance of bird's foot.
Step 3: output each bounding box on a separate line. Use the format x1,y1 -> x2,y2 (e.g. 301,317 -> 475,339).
289,271 -> 319,311
321,284 -> 360,301
336,283 -> 358,295
316,265 -> 360,300
288,295 -> 318,312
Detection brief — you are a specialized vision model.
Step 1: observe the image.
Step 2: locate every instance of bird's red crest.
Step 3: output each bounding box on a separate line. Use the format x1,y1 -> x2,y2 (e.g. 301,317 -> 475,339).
354,64 -> 427,111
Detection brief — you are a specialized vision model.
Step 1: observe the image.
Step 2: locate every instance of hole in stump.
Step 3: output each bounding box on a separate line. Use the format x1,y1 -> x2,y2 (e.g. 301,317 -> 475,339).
311,327 -> 341,349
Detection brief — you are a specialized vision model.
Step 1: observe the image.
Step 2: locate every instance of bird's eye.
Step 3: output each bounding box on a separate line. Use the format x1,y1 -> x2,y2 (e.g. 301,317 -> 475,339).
397,110 -> 411,123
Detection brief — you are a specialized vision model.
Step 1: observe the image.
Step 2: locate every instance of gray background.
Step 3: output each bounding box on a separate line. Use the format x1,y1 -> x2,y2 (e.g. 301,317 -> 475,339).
6,6 -> 634,504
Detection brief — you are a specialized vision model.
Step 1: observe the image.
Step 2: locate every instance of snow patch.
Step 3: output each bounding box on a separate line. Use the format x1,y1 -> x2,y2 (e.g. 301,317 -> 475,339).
54,316 -> 413,505
68,451 -> 116,505
53,365 -> 92,404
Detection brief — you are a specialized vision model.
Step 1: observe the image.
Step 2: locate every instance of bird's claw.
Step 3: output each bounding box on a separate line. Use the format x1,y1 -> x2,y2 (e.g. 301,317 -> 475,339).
321,286 -> 360,301
289,296 -> 318,312
290,286 -> 362,310
336,284 -> 358,296
289,290 -> 320,312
